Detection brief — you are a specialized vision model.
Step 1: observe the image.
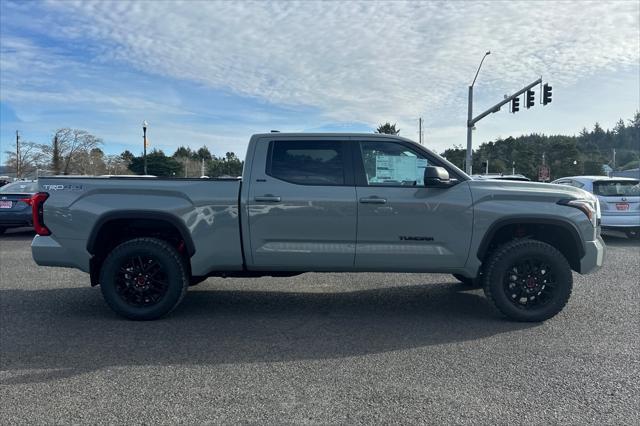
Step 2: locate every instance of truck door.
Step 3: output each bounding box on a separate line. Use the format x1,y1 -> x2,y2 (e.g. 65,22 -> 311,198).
353,139 -> 473,270
246,138 -> 357,270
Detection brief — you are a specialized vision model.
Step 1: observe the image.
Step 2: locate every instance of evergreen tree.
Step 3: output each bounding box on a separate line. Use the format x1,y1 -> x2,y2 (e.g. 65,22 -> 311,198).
376,122 -> 400,135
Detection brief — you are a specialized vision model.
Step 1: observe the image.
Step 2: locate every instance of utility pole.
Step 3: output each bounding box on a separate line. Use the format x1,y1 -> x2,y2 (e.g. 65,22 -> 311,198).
201,158 -> 205,177
15,130 -> 20,178
512,161 -> 515,175
485,156 -> 489,174
418,117 -> 423,145
612,148 -> 616,172
142,121 -> 148,175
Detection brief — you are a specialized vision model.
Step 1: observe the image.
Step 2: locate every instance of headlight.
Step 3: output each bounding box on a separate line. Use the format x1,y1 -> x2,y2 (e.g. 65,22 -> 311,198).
558,199 -> 598,226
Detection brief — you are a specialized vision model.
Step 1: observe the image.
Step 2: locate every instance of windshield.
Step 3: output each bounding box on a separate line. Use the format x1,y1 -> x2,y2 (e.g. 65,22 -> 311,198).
0,181 -> 38,193
593,180 -> 640,197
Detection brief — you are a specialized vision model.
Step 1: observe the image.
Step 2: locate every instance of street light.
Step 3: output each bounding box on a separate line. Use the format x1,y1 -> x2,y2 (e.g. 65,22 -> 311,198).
466,51 -> 491,175
142,120 -> 148,175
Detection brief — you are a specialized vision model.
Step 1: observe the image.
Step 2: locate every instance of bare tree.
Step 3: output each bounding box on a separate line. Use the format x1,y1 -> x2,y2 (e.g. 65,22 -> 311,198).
105,153 -> 133,175
3,141 -> 46,178
49,128 -> 103,175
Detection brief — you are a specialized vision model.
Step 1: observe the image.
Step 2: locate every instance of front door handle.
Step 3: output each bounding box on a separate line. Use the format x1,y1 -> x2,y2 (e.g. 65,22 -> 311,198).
359,197 -> 387,204
255,195 -> 281,203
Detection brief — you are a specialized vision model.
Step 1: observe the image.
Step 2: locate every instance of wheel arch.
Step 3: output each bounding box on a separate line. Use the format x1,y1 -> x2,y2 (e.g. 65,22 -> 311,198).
477,217 -> 585,272
87,211 -> 196,286
87,210 -> 196,256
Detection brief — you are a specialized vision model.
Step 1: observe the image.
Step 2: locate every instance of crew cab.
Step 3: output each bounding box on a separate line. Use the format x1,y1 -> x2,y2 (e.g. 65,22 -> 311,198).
29,133 -> 605,321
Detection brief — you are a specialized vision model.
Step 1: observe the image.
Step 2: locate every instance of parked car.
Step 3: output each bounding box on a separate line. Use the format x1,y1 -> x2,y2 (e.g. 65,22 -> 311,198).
552,176 -> 640,238
0,180 -> 38,234
30,133 -> 604,322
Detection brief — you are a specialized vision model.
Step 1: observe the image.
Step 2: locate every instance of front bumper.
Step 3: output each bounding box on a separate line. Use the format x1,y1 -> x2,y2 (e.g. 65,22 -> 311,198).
579,235 -> 605,274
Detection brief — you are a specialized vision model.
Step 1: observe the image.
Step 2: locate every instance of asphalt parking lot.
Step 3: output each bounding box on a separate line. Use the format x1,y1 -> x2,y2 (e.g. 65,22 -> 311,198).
1,229 -> 638,424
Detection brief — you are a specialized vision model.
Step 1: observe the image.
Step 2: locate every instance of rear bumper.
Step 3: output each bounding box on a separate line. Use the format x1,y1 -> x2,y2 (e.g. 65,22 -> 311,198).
601,214 -> 640,229
31,235 -> 91,272
579,236 -> 605,274
0,211 -> 32,228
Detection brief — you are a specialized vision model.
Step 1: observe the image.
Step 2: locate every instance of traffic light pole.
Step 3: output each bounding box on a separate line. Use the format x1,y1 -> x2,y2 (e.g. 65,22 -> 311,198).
466,86 -> 473,174
465,77 -> 542,175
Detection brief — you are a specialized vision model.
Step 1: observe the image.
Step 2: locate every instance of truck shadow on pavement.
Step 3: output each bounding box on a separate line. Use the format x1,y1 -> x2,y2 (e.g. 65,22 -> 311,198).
0,282 -> 537,385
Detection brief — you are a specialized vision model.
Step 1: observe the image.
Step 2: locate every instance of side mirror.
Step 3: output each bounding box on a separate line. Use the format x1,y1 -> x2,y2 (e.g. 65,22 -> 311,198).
424,166 -> 452,188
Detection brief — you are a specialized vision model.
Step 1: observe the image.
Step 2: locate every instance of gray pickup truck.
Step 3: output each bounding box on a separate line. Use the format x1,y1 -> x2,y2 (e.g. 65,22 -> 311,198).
30,133 -> 605,322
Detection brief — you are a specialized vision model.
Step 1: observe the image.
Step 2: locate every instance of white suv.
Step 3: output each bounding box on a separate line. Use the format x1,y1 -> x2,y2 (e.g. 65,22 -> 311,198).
552,176 -> 640,238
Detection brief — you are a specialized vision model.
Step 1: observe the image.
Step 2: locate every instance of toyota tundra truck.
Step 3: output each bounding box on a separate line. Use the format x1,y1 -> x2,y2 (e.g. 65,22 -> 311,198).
29,133 -> 605,321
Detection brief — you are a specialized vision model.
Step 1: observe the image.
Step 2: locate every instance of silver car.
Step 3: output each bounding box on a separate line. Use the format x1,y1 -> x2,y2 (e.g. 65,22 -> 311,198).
552,176 -> 640,238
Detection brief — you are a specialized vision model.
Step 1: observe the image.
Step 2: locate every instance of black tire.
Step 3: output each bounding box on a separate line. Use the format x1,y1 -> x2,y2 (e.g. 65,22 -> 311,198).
483,239 -> 572,322
452,273 -> 481,288
99,238 -> 189,320
625,229 -> 640,239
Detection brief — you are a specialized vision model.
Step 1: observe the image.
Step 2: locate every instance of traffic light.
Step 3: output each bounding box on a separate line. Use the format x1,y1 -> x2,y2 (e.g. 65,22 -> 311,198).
526,89 -> 535,109
543,83 -> 552,105
511,96 -> 520,113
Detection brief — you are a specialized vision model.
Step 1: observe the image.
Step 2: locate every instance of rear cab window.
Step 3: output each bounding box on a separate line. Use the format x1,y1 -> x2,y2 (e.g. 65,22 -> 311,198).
267,140 -> 347,185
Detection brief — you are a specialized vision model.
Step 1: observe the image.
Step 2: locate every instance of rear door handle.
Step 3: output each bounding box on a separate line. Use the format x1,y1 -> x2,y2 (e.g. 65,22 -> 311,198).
254,195 -> 281,203
359,197 -> 387,204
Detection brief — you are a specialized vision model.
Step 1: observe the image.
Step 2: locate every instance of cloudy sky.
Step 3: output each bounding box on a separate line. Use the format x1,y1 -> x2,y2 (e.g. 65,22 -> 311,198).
1,0 -> 638,163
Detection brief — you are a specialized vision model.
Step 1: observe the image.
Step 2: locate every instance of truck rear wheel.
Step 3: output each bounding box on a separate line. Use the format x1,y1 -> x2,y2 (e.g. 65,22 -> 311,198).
99,238 -> 189,320
483,239 -> 572,322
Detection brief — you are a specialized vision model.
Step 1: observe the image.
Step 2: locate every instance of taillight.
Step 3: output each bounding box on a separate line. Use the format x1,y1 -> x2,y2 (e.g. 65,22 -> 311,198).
28,192 -> 51,236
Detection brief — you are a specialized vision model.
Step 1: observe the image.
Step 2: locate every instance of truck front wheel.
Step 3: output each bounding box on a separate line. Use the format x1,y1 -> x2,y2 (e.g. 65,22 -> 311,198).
483,239 -> 573,322
99,238 -> 189,320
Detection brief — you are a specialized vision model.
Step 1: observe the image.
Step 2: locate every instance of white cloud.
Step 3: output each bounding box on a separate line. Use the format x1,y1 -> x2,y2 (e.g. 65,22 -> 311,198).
40,0 -> 638,127
1,0 -> 638,159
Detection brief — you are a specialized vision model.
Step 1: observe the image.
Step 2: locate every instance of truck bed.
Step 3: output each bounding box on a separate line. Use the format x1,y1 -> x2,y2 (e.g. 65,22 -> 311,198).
33,176 -> 244,276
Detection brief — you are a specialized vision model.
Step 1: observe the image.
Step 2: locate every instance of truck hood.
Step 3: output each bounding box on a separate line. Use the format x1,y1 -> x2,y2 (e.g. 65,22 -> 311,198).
467,179 -> 595,202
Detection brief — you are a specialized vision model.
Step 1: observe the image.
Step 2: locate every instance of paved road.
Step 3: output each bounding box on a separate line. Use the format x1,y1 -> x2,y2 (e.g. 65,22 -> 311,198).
1,229 -> 638,424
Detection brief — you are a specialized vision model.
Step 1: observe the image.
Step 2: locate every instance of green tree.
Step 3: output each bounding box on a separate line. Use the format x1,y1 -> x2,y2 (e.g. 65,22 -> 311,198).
51,135 -> 62,174
441,145 -> 466,169
121,150 -> 135,163
376,122 -> 400,135
172,146 -> 192,158
196,146 -> 212,161
206,152 -> 243,177
128,149 -> 183,176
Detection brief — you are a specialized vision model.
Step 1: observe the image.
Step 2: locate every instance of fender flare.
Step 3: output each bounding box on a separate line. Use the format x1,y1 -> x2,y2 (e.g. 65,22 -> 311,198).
86,210 -> 196,257
477,216 -> 585,261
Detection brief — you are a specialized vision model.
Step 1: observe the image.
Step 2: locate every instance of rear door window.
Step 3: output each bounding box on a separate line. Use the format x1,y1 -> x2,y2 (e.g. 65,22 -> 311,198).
267,140 -> 346,185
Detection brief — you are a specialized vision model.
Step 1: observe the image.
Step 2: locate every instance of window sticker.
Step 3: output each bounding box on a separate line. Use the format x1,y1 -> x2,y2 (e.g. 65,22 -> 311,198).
371,155 -> 427,185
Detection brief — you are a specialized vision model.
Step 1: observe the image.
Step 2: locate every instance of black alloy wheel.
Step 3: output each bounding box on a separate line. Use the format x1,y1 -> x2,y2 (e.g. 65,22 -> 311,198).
503,258 -> 555,309
115,255 -> 169,307
100,238 -> 189,320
